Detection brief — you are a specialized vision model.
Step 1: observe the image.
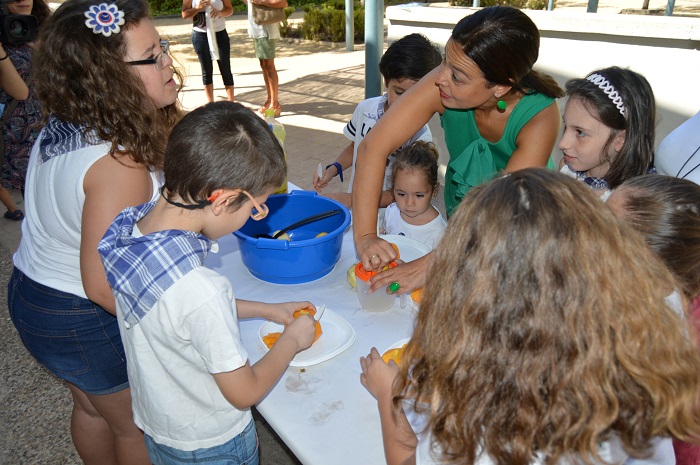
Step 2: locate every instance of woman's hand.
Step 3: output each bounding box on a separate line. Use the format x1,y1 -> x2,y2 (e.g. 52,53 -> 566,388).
369,253 -> 431,294
357,234 -> 398,272
360,347 -> 400,400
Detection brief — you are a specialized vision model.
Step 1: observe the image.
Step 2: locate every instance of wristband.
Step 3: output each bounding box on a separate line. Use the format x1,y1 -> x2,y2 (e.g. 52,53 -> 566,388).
0,52 -> 8,61
326,161 -> 343,182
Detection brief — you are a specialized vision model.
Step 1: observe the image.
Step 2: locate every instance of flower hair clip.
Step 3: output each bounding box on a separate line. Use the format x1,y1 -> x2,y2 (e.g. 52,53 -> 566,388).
586,73 -> 626,117
85,3 -> 125,37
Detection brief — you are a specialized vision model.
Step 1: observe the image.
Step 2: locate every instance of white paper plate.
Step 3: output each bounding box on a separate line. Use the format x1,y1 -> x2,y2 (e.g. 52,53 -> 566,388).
258,308 -> 356,367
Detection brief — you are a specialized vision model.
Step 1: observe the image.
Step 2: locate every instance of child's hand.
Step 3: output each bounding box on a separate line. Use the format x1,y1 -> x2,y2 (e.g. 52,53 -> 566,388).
281,313 -> 316,352
360,347 -> 400,400
267,301 -> 316,325
313,167 -> 335,192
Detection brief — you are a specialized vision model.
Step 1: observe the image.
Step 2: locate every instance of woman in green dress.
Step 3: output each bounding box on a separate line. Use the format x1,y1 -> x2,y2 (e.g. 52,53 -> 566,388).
353,6 -> 563,294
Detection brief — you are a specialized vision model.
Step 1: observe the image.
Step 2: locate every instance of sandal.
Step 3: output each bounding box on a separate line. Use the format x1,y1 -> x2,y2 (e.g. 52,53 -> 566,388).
4,209 -> 23,221
270,104 -> 282,117
258,104 -> 270,114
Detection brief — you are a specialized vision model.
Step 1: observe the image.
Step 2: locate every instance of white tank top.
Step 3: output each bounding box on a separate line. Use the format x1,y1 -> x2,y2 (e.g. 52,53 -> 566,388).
192,0 -> 227,33
13,117 -> 160,298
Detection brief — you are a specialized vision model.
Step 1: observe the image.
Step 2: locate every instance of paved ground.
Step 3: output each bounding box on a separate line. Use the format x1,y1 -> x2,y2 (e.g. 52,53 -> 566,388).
1,2 -> 699,463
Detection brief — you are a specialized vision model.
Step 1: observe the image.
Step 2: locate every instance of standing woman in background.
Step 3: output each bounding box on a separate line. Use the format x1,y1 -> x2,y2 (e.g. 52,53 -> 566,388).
182,0 -> 235,102
0,0 -> 51,220
7,0 -> 182,463
244,0 -> 286,116
353,6 -> 563,294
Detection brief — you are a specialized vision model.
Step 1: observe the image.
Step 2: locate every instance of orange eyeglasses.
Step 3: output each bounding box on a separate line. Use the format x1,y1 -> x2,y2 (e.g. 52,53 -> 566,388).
208,189 -> 269,220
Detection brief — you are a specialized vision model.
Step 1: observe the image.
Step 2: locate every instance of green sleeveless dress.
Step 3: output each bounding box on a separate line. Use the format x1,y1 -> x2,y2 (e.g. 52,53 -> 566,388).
441,92 -> 556,216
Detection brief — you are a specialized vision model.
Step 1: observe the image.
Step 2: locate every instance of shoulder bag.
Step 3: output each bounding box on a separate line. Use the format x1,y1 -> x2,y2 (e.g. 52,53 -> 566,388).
252,1 -> 286,25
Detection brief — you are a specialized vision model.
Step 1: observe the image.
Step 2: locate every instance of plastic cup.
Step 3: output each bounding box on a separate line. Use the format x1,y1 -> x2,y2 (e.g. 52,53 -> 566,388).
355,262 -> 397,312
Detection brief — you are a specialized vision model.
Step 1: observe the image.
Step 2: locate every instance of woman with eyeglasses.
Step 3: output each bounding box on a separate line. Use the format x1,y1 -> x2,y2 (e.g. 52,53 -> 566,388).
7,0 -> 182,463
0,0 -> 51,221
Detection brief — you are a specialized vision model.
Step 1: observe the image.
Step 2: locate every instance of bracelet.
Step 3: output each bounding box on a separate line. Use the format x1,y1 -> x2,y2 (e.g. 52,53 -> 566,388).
0,52 -> 8,61
326,161 -> 343,182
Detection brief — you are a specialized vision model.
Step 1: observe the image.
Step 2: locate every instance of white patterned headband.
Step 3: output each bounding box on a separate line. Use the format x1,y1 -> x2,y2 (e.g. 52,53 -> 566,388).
85,3 -> 125,37
586,73 -> 626,117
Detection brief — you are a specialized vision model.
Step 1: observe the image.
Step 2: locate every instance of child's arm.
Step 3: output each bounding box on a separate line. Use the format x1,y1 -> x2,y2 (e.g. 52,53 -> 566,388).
213,314 -> 316,409
314,142 -> 354,192
361,347 -> 418,465
236,299 -> 315,325
0,44 -> 29,101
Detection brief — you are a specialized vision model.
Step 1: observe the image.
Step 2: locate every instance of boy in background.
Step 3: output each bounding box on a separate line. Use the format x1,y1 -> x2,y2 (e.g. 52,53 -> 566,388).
313,33 -> 441,208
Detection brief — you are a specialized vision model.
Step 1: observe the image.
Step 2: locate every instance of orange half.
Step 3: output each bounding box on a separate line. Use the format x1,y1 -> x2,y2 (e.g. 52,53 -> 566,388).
293,308 -> 323,343
382,344 -> 407,365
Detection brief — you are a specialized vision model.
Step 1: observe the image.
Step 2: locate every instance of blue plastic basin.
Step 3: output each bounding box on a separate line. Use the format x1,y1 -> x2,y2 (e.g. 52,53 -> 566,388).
233,191 -> 351,284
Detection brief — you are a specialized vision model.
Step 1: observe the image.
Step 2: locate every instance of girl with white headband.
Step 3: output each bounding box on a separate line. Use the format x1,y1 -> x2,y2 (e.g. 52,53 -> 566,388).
558,66 -> 656,201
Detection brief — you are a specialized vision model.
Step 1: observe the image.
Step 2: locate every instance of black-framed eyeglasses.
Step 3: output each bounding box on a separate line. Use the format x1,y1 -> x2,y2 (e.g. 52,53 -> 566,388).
127,40 -> 170,72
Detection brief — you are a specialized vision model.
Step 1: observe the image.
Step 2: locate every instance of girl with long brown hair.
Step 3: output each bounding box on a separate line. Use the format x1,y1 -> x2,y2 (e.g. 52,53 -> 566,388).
7,0 -> 182,463
361,169 -> 700,465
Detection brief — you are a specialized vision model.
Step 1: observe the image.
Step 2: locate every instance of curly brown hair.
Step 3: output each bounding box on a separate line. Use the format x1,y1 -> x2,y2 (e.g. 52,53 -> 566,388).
34,0 -> 183,169
396,168 -> 700,465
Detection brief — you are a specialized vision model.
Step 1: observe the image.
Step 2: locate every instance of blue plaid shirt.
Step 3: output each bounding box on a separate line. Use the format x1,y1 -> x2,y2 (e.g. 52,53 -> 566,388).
98,200 -> 214,327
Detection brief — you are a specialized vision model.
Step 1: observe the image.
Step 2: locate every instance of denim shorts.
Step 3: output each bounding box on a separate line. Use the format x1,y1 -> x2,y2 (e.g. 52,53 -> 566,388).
7,267 -> 129,395
145,419 -> 259,465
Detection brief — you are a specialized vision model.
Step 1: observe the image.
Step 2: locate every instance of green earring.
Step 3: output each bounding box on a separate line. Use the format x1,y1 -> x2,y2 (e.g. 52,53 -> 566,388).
497,99 -> 507,111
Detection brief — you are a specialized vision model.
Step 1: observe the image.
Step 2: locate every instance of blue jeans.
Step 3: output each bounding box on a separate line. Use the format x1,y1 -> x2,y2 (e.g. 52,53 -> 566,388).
7,267 -> 129,395
192,29 -> 234,87
145,419 -> 259,465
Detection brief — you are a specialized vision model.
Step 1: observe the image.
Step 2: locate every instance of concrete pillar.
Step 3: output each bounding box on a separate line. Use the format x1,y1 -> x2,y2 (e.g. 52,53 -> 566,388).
364,0 -> 383,98
346,0 -> 354,51
666,0 -> 676,16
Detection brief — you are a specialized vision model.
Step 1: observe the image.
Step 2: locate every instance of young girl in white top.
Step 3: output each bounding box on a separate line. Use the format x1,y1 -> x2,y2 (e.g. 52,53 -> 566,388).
380,141 -> 447,250
361,169 -> 700,465
559,66 -> 656,201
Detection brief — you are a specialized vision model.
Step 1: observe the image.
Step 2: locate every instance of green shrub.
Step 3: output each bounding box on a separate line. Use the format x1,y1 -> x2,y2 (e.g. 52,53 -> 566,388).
148,0 -> 334,16
448,0 -> 555,9
293,2 -> 364,42
149,0 -> 182,16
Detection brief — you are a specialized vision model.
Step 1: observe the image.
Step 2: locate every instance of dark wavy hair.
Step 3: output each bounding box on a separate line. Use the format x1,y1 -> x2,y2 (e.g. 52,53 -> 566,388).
451,6 -> 563,99
390,140 -> 439,194
565,67 -> 656,189
163,102 -> 286,210
379,33 -> 441,85
34,0 -> 183,169
29,0 -> 51,27
396,168 -> 700,465
612,175 -> 700,300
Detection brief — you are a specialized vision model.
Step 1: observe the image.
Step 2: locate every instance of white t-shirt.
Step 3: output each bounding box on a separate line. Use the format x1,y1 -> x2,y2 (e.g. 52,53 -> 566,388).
344,94 -> 432,193
381,202 -> 446,250
405,402 -> 675,465
117,263 -> 251,451
656,110 -> 700,184
13,120 -> 159,297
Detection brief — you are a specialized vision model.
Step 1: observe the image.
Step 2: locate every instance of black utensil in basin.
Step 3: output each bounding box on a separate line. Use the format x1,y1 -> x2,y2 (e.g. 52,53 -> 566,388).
255,209 -> 343,239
